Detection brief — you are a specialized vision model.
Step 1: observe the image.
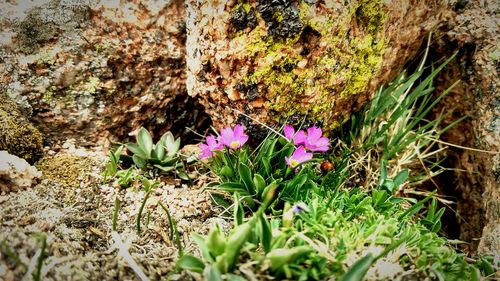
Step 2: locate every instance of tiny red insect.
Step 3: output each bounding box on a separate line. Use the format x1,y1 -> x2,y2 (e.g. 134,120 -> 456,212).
320,160 -> 334,172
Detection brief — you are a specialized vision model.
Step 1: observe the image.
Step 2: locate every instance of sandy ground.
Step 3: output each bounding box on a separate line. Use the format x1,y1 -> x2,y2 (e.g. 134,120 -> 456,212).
0,143 -> 229,280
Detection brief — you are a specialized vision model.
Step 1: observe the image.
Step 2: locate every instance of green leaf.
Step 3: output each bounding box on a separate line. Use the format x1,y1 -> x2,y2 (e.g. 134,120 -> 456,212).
210,193 -> 231,209
340,253 -> 375,281
266,246 -> 312,272
177,171 -> 191,181
155,143 -> 165,160
238,163 -> 255,194
162,132 -> 180,157
253,174 -> 266,195
261,181 -> 278,206
262,157 -> 271,177
126,143 -> 147,159
206,266 -> 223,281
113,145 -> 124,160
259,213 -> 271,253
217,182 -> 248,194
137,127 -> 153,156
393,169 -> 409,188
234,193 -> 244,225
178,255 -> 205,273
224,222 -> 253,272
153,164 -> 175,172
132,155 -> 147,169
192,233 -> 215,263
399,191 -> 436,220
220,166 -> 234,178
206,224 -> 226,257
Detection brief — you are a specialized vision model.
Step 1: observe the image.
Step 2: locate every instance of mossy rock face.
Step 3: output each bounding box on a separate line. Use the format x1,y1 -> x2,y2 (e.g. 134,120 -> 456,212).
0,94 -> 43,164
186,0 -> 450,132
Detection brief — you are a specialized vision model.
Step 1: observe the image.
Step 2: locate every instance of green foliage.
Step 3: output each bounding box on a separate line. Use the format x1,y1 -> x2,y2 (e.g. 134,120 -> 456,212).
127,128 -> 185,174
180,54 -> 495,280
102,128 -> 193,189
209,135 -> 320,211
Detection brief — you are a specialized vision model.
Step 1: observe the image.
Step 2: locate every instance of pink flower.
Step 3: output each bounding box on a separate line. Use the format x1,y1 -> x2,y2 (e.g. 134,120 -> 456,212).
285,146 -> 313,168
303,127 -> 330,152
283,125 -> 307,146
199,135 -> 222,159
220,124 -> 249,150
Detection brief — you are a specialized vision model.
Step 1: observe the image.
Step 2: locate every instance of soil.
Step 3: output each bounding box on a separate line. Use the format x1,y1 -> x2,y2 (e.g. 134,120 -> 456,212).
0,141 -> 228,280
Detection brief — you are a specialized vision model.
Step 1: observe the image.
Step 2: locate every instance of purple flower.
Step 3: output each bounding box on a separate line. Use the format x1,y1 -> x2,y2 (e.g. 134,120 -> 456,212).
283,125 -> 307,146
285,146 -> 313,168
291,202 -> 310,214
199,135 -> 222,159
220,124 -> 249,150
303,126 -> 330,152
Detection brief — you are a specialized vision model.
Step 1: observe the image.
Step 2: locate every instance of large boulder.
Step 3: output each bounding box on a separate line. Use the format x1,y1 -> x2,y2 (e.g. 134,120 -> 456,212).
185,0 -> 452,131
0,0 -> 210,145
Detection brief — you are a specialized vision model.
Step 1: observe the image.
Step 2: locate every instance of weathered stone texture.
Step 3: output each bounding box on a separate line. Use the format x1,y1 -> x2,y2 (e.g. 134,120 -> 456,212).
432,0 -> 499,253
186,0 -> 452,131
0,151 -> 42,194
0,0 -> 208,146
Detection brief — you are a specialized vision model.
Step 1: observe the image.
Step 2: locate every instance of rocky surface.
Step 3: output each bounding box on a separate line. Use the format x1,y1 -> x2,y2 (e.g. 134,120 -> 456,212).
185,0 -> 452,131
0,0 -> 210,147
0,151 -> 41,194
0,141 -> 219,281
0,93 -> 43,163
430,0 -> 499,254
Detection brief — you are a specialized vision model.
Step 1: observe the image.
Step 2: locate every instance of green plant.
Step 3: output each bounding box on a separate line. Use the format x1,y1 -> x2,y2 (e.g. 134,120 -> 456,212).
126,127 -> 182,172
32,233 -> 47,281
103,145 -> 124,179
136,178 -> 160,234
102,128 -> 193,188
178,185 -> 279,278
179,50 -> 492,280
206,130 -> 324,211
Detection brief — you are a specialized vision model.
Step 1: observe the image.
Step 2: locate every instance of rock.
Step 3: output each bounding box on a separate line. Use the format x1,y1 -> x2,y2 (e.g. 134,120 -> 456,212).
430,0 -> 500,251
0,151 -> 42,194
185,0 -> 452,132
0,0 -> 210,146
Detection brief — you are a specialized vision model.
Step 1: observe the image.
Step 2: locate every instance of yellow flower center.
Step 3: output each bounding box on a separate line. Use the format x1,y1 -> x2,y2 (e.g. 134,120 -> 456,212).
290,159 -> 298,168
230,141 -> 240,148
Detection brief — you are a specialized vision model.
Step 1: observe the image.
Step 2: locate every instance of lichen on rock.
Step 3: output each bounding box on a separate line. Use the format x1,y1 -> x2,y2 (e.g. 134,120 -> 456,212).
186,0 -> 448,132
0,94 -> 43,164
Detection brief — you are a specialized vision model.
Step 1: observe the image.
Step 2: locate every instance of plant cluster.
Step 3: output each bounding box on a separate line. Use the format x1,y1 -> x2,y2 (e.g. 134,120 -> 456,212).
198,124 -> 331,210
177,57 -> 497,280
103,127 -> 193,188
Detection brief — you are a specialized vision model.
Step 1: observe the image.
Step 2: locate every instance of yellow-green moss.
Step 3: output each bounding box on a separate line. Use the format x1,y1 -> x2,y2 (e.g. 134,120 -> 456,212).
84,77 -> 101,94
232,2 -> 252,13
239,0 -> 388,131
36,154 -> 94,188
0,95 -> 43,164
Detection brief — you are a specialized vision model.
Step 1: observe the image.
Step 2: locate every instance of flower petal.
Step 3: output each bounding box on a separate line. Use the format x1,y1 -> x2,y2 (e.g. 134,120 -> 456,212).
220,126 -> 234,146
233,124 -> 245,137
293,130 -> 307,145
284,125 -> 295,140
307,126 -> 322,141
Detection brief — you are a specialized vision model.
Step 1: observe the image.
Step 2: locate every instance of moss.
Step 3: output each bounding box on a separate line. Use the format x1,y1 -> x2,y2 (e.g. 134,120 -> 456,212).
36,154 -> 94,188
0,94 -> 43,164
239,0 -> 388,131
